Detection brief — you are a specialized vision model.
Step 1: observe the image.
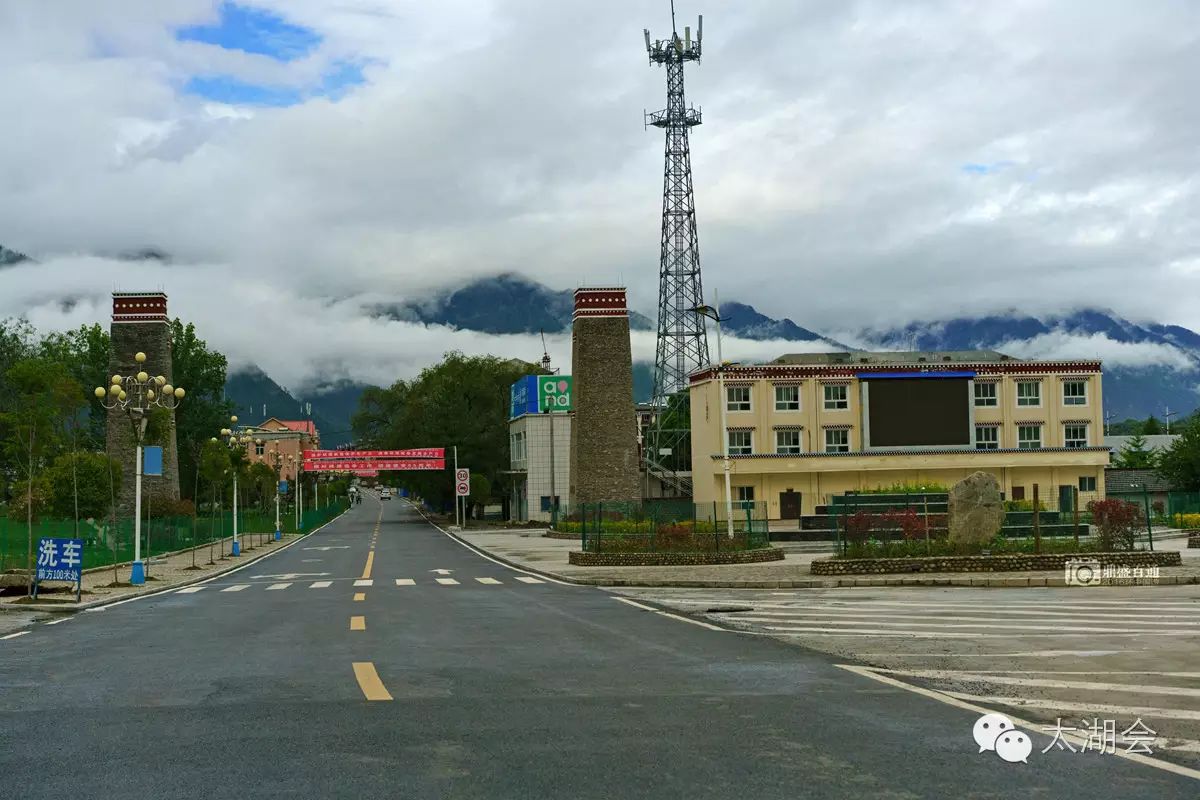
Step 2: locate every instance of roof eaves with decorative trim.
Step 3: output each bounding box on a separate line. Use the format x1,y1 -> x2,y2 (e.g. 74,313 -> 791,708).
689,359 -> 1102,384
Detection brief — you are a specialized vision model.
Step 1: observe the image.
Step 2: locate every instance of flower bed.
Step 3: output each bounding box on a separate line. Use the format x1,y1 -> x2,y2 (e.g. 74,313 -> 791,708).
569,547 -> 784,567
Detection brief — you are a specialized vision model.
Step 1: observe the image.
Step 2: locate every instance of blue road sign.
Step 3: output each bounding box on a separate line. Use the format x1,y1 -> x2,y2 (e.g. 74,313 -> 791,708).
33,537 -> 84,601
510,375 -> 539,419
279,480 -> 289,494
143,446 -> 163,477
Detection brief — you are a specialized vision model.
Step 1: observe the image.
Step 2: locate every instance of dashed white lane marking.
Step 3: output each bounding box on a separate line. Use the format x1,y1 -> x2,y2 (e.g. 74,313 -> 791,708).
266,583 -> 292,591
475,577 -> 502,584
310,581 -> 333,588
44,617 -> 73,625
221,585 -> 250,592
1,631 -> 31,639
353,579 -> 373,587
395,579 -> 415,586
435,578 -> 459,585
176,586 -> 205,594
514,576 -> 544,584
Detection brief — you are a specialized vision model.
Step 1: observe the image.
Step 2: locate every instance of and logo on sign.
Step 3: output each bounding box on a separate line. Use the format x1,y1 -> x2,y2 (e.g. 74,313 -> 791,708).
538,375 -> 573,412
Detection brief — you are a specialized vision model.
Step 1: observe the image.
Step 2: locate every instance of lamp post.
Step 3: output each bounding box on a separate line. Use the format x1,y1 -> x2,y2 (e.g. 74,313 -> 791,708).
219,416 -> 251,556
94,352 -> 186,585
690,291 -> 734,538
270,445 -> 283,540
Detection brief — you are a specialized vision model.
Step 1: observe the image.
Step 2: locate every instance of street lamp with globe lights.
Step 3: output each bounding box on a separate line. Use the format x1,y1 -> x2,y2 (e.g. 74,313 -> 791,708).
94,351 -> 185,585
218,416 -> 252,556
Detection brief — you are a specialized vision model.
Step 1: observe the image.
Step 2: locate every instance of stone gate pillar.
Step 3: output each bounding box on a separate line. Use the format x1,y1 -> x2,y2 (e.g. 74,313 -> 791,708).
568,287 -> 640,506
106,292 -> 181,514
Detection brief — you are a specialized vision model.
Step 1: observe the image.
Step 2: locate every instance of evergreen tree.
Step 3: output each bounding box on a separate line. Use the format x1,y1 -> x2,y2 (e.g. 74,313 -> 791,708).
1114,433 -> 1157,469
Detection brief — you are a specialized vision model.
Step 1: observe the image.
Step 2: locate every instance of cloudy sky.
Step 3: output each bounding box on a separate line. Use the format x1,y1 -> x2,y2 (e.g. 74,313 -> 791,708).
3,0 -> 1200,390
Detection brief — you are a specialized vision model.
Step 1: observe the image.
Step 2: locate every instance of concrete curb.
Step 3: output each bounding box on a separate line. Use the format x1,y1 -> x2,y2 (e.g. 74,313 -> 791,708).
0,510 -> 347,614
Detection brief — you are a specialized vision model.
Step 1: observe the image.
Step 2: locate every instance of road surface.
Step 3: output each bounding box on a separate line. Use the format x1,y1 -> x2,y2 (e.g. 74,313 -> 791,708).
1,496 -> 1196,797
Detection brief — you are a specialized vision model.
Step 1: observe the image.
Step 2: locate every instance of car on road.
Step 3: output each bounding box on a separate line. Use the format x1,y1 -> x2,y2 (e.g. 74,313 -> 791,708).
379,488 -> 391,500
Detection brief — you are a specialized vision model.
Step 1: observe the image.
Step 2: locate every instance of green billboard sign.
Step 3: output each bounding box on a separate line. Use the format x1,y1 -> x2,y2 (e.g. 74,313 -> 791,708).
538,375 -> 573,412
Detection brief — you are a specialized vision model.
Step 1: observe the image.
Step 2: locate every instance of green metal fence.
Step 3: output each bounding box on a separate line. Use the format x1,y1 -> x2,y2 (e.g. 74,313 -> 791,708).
562,500 -> 771,554
0,499 -> 348,574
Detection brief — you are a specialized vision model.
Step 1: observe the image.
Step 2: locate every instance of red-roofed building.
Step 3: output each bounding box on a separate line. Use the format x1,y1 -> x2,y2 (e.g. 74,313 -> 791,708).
240,417 -> 321,482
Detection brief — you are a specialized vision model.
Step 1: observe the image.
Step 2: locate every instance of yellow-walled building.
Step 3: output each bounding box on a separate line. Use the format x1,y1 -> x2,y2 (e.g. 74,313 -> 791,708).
688,350 -> 1108,520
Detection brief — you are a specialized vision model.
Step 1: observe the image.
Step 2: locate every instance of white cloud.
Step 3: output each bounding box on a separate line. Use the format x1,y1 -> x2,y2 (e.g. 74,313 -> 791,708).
992,332 -> 1196,371
4,0 -> 1200,387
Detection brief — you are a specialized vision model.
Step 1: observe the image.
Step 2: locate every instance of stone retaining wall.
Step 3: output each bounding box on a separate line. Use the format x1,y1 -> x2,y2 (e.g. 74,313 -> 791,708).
569,547 -> 784,567
544,531 -> 582,540
811,550 -> 1181,575
1189,534 -> 1200,549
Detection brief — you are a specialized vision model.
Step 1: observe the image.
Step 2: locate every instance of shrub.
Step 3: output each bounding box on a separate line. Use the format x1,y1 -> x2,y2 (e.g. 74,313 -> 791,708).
1088,499 -> 1142,551
858,482 -> 949,495
844,511 -> 876,542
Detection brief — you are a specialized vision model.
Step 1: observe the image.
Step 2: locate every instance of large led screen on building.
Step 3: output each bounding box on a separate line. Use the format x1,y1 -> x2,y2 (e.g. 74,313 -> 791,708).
864,376 -> 971,448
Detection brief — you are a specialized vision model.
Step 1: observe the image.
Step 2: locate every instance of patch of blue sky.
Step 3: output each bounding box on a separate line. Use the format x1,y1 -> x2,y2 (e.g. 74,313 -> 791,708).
183,62 -> 366,107
176,2 -> 321,62
962,160 -> 1016,176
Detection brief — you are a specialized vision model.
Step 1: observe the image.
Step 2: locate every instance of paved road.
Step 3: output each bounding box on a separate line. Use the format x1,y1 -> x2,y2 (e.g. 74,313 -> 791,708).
1,497 -> 1197,798
618,585 -> 1200,769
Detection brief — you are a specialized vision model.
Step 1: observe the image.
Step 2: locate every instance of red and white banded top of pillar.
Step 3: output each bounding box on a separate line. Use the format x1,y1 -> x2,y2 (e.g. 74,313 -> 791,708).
572,287 -> 627,321
112,292 -> 168,323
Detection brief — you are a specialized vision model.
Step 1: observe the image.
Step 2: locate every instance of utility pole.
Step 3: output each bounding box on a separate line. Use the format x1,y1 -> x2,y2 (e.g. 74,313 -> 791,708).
1165,405 -> 1177,435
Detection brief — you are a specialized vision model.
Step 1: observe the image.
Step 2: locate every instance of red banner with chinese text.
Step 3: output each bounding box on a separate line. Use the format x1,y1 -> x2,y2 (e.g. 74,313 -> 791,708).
303,448 -> 444,461
303,459 -> 446,472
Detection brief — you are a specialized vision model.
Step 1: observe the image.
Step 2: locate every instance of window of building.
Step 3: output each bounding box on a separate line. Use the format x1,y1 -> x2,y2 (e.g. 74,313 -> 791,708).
1064,424 -> 1088,448
734,485 -> 756,510
1079,476 -> 1097,492
775,385 -> 800,411
510,432 -> 526,463
1018,424 -> 1042,449
728,430 -> 752,455
824,428 -> 850,453
823,384 -> 848,410
975,426 -> 999,450
539,495 -> 560,512
726,385 -> 751,412
974,382 -> 997,407
1063,380 -> 1087,406
1011,486 -> 1026,501
255,442 -> 265,456
1016,381 -> 1041,407
775,430 -> 801,454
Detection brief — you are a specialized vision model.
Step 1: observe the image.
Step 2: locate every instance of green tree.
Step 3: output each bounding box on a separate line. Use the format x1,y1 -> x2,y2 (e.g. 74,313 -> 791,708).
1157,419 -> 1200,490
38,323 -> 111,449
170,320 -> 234,500
45,452 -> 122,521
1143,416 -> 1164,435
1114,433 -> 1157,469
352,352 -> 534,512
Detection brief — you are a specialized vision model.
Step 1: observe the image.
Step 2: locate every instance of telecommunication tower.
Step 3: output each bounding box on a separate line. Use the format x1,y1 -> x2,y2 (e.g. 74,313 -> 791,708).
643,2 -> 710,495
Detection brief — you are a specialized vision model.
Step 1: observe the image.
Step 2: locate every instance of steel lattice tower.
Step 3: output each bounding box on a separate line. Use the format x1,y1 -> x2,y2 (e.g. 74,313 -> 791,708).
643,4 -> 709,494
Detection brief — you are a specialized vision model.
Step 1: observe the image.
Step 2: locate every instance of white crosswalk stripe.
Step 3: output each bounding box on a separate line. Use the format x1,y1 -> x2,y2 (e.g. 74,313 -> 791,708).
514,576 -> 544,584
475,577 -> 502,584
309,581 -> 332,588
176,586 -> 204,594
266,583 -> 292,591
436,578 -> 459,585
353,579 -> 373,587
395,579 -> 415,586
220,585 -> 249,592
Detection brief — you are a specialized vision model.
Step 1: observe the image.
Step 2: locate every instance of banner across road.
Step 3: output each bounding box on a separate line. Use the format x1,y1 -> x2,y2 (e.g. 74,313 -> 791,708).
303,448 -> 445,461
303,459 -> 446,472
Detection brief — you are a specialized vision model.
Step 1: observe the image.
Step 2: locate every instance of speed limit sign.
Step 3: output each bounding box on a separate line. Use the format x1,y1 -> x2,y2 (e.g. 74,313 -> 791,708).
455,468 -> 469,483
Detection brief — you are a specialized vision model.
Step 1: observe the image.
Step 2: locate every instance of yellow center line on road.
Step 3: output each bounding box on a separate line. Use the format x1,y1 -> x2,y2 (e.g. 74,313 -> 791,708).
361,550 -> 374,580
352,662 -> 393,701
354,592 -> 365,602
350,615 -> 366,631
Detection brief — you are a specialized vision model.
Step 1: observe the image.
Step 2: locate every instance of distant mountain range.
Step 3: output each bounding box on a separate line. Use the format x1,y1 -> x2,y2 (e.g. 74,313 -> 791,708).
223,366 -> 363,448
0,245 -> 29,266
364,274 -> 1200,420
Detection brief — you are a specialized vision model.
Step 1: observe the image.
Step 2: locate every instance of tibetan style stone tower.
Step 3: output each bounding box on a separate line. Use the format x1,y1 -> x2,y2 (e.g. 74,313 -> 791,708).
107,292 -> 181,512
569,287 -> 641,506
